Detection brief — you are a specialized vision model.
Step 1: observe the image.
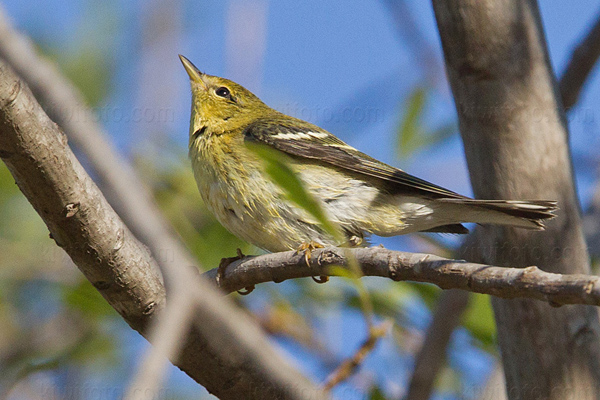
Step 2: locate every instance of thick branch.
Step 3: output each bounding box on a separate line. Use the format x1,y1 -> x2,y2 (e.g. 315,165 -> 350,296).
205,246 -> 600,307
0,61 -> 325,400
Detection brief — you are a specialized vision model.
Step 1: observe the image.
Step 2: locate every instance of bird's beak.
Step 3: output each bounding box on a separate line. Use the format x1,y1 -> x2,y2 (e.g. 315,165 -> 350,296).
179,54 -> 207,89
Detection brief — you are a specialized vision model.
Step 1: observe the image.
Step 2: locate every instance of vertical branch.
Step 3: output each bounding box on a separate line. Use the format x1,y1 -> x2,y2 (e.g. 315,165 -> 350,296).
407,9 -> 600,397
432,1 -> 600,399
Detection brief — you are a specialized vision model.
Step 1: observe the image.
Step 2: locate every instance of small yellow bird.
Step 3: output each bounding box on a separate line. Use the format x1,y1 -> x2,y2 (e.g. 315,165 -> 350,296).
180,55 -> 556,253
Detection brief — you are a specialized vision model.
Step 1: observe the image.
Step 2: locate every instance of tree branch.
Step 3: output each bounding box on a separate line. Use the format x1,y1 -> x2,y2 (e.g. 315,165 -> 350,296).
433,1 -> 600,398
0,9 -> 216,396
402,10 -> 600,399
405,289 -> 469,400
559,12 -> 600,109
205,246 -> 600,306
0,60 -> 326,400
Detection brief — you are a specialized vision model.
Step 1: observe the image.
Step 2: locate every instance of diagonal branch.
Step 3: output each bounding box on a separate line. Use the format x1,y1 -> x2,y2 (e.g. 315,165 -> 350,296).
403,235 -> 482,400
0,59 -> 326,400
559,12 -> 600,109
0,9 -> 209,396
405,289 -> 469,400
206,246 -> 600,307
0,9 -> 327,400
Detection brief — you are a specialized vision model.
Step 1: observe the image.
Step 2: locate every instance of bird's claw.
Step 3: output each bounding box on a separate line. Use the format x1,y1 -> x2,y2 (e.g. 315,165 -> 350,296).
311,275 -> 329,284
237,285 -> 255,295
296,241 -> 329,284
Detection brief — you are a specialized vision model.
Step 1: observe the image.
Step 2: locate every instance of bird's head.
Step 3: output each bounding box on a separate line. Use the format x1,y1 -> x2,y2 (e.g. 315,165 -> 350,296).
179,55 -> 269,136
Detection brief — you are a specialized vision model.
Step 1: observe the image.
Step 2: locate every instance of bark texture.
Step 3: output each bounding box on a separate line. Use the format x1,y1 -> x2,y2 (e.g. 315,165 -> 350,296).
432,1 -> 600,398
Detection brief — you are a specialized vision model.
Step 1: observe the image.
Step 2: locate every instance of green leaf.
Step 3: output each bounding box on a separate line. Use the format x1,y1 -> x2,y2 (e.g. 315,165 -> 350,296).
462,293 -> 496,348
62,279 -> 115,319
368,385 -> 388,400
328,265 -> 357,279
248,143 -> 375,323
435,365 -> 462,394
396,87 -> 457,157
61,47 -> 111,106
406,282 -> 441,309
397,87 -> 427,156
345,282 -> 416,317
247,143 -> 342,241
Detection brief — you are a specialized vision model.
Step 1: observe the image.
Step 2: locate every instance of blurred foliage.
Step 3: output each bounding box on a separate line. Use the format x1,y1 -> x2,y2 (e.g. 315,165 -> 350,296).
346,281 -> 435,319
396,85 -> 456,157
62,279 -> 115,319
59,47 -> 112,106
368,385 -> 388,400
0,161 -> 120,395
436,365 -> 462,396
398,87 -> 426,155
462,293 -> 497,349
31,1 -> 118,107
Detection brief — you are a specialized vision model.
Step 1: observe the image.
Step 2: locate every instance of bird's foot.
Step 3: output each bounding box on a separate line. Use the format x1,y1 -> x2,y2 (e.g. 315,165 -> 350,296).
296,241 -> 328,284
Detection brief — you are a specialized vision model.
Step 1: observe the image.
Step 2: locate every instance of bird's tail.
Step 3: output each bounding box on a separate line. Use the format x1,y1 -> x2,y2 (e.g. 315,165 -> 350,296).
438,199 -> 558,230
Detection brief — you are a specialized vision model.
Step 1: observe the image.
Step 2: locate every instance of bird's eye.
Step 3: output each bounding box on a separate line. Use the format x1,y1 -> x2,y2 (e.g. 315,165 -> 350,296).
215,87 -> 231,98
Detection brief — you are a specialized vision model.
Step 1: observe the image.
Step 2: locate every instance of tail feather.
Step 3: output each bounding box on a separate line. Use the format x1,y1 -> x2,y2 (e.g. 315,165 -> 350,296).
438,199 -> 558,230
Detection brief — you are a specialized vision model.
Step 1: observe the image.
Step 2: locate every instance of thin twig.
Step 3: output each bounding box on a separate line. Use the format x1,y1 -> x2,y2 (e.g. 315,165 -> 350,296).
322,321 -> 391,391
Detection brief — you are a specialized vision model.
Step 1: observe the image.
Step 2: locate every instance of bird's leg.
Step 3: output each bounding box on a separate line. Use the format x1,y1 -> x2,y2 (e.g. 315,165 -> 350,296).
296,240 -> 328,283
217,248 -> 254,295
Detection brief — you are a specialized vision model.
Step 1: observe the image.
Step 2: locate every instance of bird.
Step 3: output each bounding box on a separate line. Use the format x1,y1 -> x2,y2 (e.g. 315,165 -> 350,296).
179,55 -> 557,256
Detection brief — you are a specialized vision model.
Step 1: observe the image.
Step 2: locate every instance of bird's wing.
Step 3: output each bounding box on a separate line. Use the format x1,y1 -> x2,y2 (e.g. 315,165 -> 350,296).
243,119 -> 466,199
